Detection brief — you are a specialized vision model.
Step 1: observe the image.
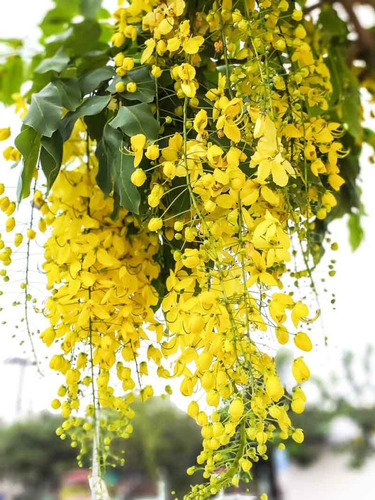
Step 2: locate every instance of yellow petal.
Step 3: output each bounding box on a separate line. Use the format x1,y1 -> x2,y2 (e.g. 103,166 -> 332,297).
224,121 -> 241,143
159,17 -> 174,35
261,185 -> 280,205
80,271 -> 96,287
216,194 -> 236,209
271,160 -> 288,187
294,332 -> 313,352
141,39 -> 156,64
167,37 -> 181,52
131,133 -> 146,151
193,109 -> 208,134
283,124 -> 302,138
183,36 -> 204,55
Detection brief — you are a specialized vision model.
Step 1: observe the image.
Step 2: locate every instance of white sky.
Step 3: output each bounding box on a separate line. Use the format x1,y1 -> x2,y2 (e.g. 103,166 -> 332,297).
0,1 -> 374,422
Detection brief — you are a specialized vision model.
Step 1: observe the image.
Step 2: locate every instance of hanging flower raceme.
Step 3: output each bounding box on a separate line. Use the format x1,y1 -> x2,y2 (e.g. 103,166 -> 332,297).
0,0 -> 359,497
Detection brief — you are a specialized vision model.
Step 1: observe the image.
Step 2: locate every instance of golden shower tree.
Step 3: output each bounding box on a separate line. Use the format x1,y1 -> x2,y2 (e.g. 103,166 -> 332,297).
0,0 -> 374,497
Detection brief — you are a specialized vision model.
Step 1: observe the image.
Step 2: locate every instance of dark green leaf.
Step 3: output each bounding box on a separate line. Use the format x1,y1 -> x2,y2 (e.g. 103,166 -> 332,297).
53,78 -> 81,111
76,50 -> 110,75
111,186 -> 120,220
113,148 -> 141,214
95,123 -> 119,196
24,83 -> 63,137
348,212 -> 364,251
95,124 -> 140,213
60,94 -> 110,140
35,48 -> 70,74
108,67 -> 155,104
63,19 -> 102,56
40,131 -> 63,190
81,0 -> 101,18
14,126 -> 41,202
80,67 -> 115,95
109,103 -> 159,141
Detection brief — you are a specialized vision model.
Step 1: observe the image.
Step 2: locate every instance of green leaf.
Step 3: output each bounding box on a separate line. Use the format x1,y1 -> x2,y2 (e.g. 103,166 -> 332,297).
53,78 -> 82,111
39,0 -> 81,39
63,19 -> 103,56
81,0 -> 101,18
109,103 -> 159,141
80,67 -> 115,95
24,83 -> 63,138
85,109 -> 107,142
0,55 -> 24,105
35,48 -> 70,74
95,123 -> 119,196
318,5 -> 348,42
341,76 -> 362,142
0,38 -> 23,49
348,212 -> 364,251
14,126 -> 41,203
108,67 -> 155,104
40,131 -> 63,190
40,1 -> 80,33
60,94 -> 110,140
95,124 -> 140,213
113,146 -> 141,214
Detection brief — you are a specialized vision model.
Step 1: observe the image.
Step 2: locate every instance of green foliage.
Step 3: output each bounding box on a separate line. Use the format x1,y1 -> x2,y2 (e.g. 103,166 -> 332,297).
40,131 -> 64,191
119,398 -> 203,497
109,103 -> 160,141
35,48 -> 70,74
0,400 -> 202,498
348,212 -> 364,251
0,413 -> 76,489
24,83 -> 63,137
109,67 -> 156,103
15,126 -> 41,202
0,54 -> 24,105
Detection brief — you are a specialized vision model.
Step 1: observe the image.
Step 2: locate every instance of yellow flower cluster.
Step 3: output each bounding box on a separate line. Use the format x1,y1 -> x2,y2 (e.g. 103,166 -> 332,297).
110,0 -> 345,496
0,0 -> 349,497
38,126 -> 162,457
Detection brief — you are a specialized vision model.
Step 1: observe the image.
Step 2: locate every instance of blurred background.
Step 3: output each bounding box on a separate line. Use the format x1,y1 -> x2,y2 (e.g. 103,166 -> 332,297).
1,1 -> 375,499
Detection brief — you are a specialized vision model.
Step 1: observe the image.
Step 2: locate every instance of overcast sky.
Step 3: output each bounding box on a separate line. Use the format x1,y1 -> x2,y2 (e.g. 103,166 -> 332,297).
0,1 -> 374,422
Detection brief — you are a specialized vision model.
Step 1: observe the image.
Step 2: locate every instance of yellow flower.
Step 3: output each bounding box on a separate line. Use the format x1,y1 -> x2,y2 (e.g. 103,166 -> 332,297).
6,217 -> 15,232
193,109 -> 208,135
292,357 -> 310,383
130,168 -> 146,186
0,128 -> 10,141
3,146 -> 21,162
14,233 -> 23,247
130,134 -> 146,167
266,375 -> 284,402
27,228 -> 36,240
292,428 -> 304,443
229,399 -> 244,421
141,39 -> 156,64
126,82 -> 137,93
183,35 -> 204,54
177,63 -> 197,98
145,144 -> 159,160
151,65 -> 162,78
115,81 -> 126,92
216,98 -> 243,143
148,217 -> 163,231
294,332 -> 313,352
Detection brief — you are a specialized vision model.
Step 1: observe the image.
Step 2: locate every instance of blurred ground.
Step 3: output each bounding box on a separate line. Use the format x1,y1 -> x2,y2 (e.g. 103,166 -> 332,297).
279,450 -> 375,500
